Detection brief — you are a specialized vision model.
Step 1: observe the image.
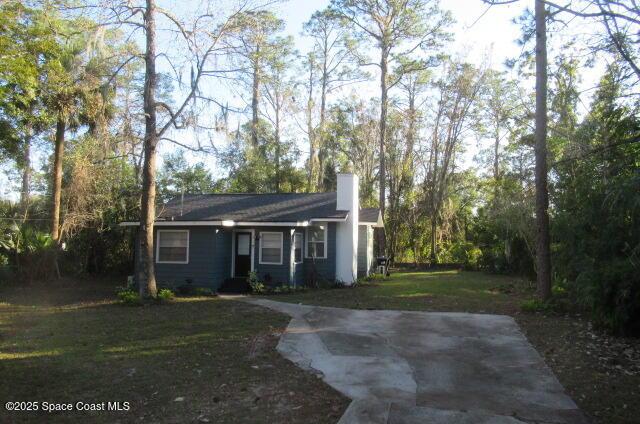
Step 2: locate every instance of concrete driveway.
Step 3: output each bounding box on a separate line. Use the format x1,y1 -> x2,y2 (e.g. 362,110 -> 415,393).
245,298 -> 588,424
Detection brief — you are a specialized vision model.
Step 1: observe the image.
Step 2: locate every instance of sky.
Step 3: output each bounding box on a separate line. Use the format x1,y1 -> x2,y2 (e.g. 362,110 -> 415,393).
168,0 -> 533,176
182,0 -> 527,174
0,0 -> 608,200
276,0 -> 526,64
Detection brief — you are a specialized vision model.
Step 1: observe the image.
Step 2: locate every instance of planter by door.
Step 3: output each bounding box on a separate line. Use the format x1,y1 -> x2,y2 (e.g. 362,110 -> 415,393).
234,232 -> 251,277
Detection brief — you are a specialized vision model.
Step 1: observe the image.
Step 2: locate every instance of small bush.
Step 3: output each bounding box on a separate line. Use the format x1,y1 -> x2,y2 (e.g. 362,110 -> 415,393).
521,298 -> 550,312
0,223 -> 56,282
250,281 -> 266,294
272,284 -> 306,294
116,288 -> 142,306
575,261 -> 640,335
248,271 -> 266,294
249,278 -> 307,295
449,241 -> 483,270
552,285 -> 567,296
157,288 -> 175,301
520,296 -> 569,313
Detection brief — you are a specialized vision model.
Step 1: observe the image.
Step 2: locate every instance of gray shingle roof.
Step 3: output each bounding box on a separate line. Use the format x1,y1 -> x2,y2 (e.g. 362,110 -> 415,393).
158,192 -> 349,222
360,207 -> 381,223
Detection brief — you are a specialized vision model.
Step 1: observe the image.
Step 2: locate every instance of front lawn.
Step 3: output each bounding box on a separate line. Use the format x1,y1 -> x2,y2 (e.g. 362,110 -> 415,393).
0,280 -> 347,423
272,270 -> 532,314
269,269 -> 640,424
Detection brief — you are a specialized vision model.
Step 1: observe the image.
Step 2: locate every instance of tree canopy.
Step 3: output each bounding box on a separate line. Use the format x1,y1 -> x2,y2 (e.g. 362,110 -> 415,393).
0,0 -> 638,334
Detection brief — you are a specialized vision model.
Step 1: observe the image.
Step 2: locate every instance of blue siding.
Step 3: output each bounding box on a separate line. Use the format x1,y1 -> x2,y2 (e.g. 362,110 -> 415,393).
357,225 -> 368,278
133,224 -> 331,290
303,222 -> 337,284
253,228 -> 292,285
133,226 -> 232,291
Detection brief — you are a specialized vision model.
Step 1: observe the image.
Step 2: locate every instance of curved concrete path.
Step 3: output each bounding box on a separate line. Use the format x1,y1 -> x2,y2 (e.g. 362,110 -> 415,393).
244,298 -> 588,424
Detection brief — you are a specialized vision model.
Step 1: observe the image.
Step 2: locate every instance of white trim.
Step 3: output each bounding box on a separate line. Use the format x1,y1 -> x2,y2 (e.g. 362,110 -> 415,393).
119,220 -> 313,227
236,221 -> 309,227
293,232 -> 303,264
120,221 -> 223,227
231,229 -> 255,278
360,222 -> 383,228
258,231 -> 284,265
289,229 -> 295,285
366,225 -> 374,277
310,216 -> 347,223
156,229 -> 189,264
305,223 -> 328,259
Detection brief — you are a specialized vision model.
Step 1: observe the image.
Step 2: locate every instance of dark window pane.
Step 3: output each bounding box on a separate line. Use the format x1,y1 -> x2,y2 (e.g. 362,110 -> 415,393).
261,247 -> 281,263
295,247 -> 302,263
307,242 -> 325,258
159,246 -> 187,262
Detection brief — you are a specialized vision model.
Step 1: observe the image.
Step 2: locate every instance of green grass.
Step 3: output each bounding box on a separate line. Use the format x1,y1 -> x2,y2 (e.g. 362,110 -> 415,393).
0,280 -> 347,423
3,272 -> 636,424
270,270 -> 533,314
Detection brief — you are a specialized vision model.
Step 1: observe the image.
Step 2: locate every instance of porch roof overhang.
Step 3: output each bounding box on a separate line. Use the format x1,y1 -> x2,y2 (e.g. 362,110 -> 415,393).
359,210 -> 384,228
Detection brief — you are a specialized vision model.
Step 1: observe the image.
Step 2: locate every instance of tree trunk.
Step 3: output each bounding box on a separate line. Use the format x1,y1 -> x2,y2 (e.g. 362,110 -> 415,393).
378,50 -> 388,256
407,88 -> 416,160
535,0 -> 552,300
493,123 -> 501,203
429,123 -> 439,264
318,42 -> 328,189
251,47 -> 260,148
20,127 -> 31,211
140,0 -> 159,298
306,58 -> 317,191
51,117 -> 65,244
430,215 -> 437,264
274,103 -> 281,192
493,127 -> 500,182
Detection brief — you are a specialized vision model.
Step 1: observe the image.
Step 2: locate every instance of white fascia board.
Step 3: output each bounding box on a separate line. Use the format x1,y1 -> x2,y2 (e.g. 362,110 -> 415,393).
235,221 -> 309,227
119,221 -> 224,227
310,216 -> 348,223
360,222 -> 384,228
119,220 -> 311,227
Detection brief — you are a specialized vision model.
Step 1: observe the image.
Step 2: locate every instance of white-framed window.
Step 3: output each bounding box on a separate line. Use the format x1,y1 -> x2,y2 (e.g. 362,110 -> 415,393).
306,224 -> 327,259
156,230 -> 189,264
259,232 -> 283,265
293,233 -> 303,264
